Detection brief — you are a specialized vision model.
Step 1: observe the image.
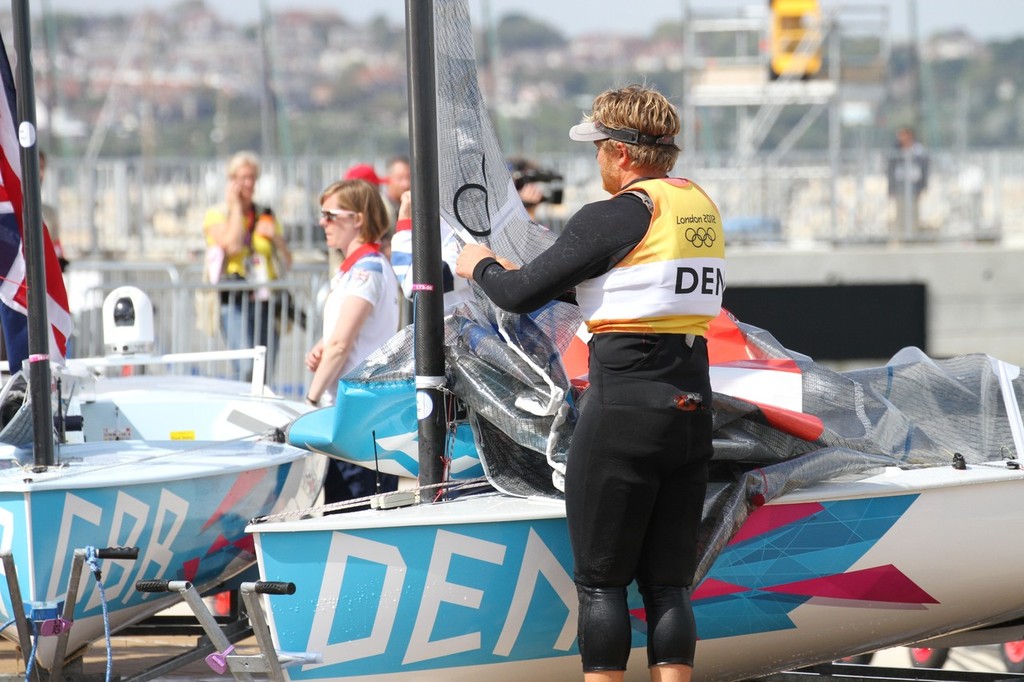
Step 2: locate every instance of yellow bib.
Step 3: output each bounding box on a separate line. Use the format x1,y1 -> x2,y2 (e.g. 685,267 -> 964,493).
575,178 -> 726,335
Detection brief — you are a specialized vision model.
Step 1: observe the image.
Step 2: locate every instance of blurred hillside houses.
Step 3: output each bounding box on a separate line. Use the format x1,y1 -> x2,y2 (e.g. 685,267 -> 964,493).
1,1 -> 1020,160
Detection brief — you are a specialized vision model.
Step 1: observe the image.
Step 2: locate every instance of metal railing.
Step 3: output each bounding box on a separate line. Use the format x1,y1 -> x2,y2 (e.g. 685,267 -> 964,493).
46,150 -> 1024,262
67,260 -> 332,399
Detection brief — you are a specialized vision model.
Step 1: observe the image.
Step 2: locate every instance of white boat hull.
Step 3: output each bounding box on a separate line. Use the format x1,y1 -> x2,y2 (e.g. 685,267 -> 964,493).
0,359 -> 329,668
0,439 -> 326,663
249,463 -> 1024,681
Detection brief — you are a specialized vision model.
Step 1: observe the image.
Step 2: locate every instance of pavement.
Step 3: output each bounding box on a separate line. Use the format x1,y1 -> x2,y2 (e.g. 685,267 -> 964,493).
0,639 -> 1010,680
1,632 -> 257,680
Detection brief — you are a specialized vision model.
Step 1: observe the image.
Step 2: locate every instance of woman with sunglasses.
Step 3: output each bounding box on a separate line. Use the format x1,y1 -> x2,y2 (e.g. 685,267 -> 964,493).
304,179 -> 401,503
305,179 -> 399,407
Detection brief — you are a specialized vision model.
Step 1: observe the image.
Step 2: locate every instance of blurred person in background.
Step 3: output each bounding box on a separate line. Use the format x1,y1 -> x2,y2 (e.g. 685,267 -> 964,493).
382,155 -> 412,232
887,126 -> 929,240
203,151 -> 292,381
508,157 -> 564,222
389,188 -> 474,318
39,150 -> 68,272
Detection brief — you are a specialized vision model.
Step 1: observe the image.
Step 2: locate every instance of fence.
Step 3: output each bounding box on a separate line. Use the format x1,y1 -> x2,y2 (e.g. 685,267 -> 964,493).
68,260 -> 331,399
46,149 -> 1024,263
47,146 -> 1024,394
51,157 -> 355,259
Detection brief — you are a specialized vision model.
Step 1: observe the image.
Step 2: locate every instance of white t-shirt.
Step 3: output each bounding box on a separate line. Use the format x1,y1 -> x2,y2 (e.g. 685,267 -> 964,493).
393,216 -> 474,315
321,246 -> 399,404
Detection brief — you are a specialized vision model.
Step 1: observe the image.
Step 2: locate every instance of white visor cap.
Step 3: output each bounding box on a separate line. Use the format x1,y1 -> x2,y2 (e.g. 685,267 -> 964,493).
569,120 -> 609,142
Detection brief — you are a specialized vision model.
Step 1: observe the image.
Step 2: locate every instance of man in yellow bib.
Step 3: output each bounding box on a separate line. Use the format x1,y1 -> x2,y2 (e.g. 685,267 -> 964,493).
456,84 -> 725,682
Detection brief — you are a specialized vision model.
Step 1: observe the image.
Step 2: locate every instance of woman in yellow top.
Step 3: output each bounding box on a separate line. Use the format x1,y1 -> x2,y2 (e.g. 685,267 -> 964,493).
203,151 -> 291,380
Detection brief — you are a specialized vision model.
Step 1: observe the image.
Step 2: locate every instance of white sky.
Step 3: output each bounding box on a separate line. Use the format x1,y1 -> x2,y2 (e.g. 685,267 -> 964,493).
38,0 -> 1024,42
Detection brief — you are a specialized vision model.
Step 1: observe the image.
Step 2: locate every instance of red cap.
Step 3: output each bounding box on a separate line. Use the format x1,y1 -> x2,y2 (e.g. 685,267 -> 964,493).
344,163 -> 386,185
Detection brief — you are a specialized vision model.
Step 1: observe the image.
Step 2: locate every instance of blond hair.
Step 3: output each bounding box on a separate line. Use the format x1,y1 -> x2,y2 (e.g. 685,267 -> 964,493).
227,150 -> 261,179
589,84 -> 680,173
320,179 -> 390,244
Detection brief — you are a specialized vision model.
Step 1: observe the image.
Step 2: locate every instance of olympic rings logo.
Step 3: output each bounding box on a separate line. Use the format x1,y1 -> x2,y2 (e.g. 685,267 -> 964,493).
685,226 -> 717,248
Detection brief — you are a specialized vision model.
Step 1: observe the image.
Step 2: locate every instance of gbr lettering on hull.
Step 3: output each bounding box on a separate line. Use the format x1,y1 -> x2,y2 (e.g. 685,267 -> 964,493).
0,490 -> 189,620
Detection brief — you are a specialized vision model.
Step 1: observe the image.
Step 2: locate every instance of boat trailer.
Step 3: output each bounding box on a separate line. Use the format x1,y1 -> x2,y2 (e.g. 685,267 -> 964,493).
2,547 -> 140,681
128,579 -> 318,681
1,546 -> 315,681
5,546 -> 1024,681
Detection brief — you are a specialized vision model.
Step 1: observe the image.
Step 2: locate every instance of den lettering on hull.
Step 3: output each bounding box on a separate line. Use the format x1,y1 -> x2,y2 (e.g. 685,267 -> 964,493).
257,516 -> 582,676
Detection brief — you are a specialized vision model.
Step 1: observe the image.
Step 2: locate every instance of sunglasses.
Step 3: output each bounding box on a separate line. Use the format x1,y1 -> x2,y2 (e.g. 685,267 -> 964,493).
320,208 -> 358,222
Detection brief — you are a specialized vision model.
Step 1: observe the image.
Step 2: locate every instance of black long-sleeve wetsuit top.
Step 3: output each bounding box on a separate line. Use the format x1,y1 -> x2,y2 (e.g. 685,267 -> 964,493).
472,191 -> 651,313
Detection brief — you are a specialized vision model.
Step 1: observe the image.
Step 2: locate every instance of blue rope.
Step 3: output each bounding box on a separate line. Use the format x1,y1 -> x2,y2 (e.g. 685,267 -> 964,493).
85,547 -> 113,682
24,622 -> 39,682
0,617 -> 13,633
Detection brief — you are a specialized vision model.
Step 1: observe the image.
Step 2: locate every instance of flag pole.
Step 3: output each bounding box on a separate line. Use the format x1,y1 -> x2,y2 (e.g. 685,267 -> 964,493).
405,0 -> 446,496
11,0 -> 56,470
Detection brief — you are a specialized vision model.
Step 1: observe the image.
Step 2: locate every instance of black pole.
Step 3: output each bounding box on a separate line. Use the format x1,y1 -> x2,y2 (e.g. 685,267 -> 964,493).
11,0 -> 56,469
405,0 -> 446,496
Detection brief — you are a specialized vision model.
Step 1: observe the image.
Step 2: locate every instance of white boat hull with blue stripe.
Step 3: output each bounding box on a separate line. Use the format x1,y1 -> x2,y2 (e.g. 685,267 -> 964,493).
249,463 -> 1024,681
0,343 -> 327,670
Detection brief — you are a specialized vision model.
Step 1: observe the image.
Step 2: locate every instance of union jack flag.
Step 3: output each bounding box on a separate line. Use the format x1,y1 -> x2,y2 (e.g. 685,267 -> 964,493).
0,30 -> 71,371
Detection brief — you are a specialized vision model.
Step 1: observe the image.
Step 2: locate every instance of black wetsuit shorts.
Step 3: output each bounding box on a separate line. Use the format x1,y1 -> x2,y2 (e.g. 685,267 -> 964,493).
565,331 -> 714,589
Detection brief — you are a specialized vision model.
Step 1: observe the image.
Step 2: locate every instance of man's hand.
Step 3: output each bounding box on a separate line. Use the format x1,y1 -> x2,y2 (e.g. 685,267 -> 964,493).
398,190 -> 412,221
518,182 -> 544,207
455,243 -> 497,279
494,255 -> 520,271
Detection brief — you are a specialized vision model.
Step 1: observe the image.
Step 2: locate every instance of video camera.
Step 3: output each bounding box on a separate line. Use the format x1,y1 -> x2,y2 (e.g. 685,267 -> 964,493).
510,161 -> 564,206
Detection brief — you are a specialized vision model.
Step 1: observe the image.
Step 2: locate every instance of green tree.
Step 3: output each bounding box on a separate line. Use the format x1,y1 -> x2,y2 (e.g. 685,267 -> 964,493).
495,13 -> 566,53
368,14 -> 404,52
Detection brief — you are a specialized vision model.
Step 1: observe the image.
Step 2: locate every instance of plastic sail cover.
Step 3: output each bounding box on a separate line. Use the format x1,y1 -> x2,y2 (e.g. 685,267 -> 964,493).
435,0 -> 580,496
340,0 -> 1024,585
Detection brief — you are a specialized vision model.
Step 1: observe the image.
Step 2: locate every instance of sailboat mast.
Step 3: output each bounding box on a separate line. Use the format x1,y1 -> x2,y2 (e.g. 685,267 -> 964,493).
257,0 -> 278,157
11,0 -> 56,469
404,0 -> 446,495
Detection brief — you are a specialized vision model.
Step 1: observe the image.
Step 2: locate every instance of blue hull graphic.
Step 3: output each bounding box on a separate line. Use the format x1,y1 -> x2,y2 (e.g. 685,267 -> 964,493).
288,379 -> 483,479
1,440 -> 326,663
253,491 -> 927,679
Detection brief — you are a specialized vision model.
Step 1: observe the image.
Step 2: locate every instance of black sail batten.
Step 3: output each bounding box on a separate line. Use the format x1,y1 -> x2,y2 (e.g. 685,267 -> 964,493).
11,0 -> 55,470
405,1 -> 446,494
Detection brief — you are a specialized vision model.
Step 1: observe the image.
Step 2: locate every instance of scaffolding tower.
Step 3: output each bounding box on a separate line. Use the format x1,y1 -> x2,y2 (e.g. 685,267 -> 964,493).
680,1 -> 890,238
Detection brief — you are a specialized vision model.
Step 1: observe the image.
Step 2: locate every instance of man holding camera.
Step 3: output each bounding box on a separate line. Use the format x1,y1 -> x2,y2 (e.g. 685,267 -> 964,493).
508,157 -> 563,220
